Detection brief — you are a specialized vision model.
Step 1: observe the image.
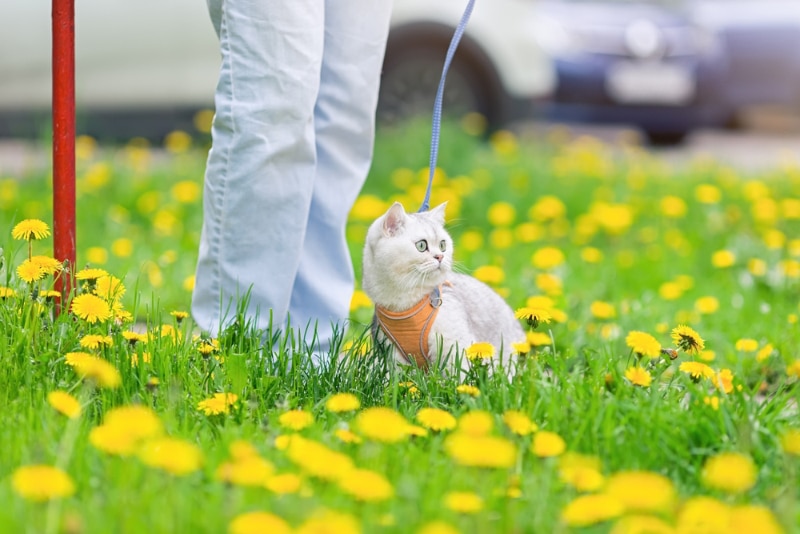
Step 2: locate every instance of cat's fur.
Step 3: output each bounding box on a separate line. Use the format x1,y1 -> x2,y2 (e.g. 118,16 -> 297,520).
362,201 -> 525,373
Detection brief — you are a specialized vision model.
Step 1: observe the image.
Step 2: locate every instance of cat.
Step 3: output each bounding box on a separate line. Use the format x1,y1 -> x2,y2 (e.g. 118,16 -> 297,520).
362,201 -> 525,374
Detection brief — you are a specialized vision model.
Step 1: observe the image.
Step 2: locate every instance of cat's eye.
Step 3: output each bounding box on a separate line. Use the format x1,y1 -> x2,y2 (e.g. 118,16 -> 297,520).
415,240 -> 428,252
439,240 -> 447,252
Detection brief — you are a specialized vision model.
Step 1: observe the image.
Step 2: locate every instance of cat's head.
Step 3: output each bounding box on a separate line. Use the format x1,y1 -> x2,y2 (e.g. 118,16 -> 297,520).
362,202 -> 453,307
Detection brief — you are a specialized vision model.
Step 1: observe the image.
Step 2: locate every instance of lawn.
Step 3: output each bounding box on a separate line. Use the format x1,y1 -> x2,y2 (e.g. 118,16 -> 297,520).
0,118 -> 798,533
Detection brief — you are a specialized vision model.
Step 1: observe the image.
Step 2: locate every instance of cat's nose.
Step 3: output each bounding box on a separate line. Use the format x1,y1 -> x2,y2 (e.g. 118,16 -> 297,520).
434,254 -> 443,262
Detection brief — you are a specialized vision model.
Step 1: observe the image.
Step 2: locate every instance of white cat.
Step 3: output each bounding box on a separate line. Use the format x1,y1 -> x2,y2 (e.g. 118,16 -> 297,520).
362,201 -> 525,374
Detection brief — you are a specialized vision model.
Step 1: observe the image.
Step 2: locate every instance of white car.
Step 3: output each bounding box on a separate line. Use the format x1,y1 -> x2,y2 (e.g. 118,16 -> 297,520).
0,0 -> 555,138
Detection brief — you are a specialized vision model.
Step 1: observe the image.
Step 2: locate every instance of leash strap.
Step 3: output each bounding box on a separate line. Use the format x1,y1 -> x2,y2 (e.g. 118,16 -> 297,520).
419,0 -> 476,213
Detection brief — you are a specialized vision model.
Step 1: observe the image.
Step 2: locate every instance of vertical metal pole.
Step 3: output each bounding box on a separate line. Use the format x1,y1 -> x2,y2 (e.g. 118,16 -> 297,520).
52,0 -> 76,314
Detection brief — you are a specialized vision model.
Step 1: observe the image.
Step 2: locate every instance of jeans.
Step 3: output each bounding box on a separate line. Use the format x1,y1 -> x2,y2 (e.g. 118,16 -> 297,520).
192,0 -> 393,354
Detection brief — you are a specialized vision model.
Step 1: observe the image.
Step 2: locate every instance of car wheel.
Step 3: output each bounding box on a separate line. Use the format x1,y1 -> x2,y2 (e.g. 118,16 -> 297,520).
644,130 -> 688,146
378,24 -> 506,131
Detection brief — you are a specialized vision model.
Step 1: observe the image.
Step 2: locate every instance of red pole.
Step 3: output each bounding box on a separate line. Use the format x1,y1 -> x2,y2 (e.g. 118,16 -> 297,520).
52,0 -> 76,314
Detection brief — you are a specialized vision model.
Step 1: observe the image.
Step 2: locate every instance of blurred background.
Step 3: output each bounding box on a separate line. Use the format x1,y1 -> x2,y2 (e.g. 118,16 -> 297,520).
2,0 -> 800,148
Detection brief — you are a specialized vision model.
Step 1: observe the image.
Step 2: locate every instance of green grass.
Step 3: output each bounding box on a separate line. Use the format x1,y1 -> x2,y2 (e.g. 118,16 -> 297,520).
0,120 -> 798,533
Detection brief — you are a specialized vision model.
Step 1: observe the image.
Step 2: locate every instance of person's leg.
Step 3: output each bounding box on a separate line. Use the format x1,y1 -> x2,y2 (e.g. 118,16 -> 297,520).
287,1 -> 393,355
193,0 -> 325,334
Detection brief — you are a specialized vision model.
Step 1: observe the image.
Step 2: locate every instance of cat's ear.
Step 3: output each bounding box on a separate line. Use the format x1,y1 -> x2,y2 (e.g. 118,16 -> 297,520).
428,202 -> 447,224
382,202 -> 407,236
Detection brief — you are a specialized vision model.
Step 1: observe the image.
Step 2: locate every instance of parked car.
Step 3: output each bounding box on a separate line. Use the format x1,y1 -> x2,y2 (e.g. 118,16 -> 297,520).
535,0 -> 732,145
0,0 -> 555,140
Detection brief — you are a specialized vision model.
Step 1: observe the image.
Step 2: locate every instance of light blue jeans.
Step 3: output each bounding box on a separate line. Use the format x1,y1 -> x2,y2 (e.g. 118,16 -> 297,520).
193,0 -> 393,356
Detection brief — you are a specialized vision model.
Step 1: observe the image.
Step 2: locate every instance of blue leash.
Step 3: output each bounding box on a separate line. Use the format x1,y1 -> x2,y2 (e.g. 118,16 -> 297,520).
418,0 -> 476,213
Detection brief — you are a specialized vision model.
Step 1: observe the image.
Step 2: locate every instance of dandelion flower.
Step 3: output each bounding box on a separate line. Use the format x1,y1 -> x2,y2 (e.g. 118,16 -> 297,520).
11,465 -> 74,502
334,428 -> 362,444
512,340 -> 531,355
679,361 -> 715,381
531,246 -> 565,270
93,275 -> 126,300
676,496 -> 731,533
456,384 -> 480,397
64,351 -> 93,367
295,510 -> 360,534
561,493 -> 624,527
695,296 -> 720,315
0,286 -> 16,298
605,470 -> 676,514
354,407 -> 409,443
75,267 -> 108,282
72,355 -> 121,389
711,249 -> 736,268
756,343 -> 774,362
712,369 -> 734,394
169,310 -> 189,322
624,367 -> 652,387
444,491 -> 484,514
47,390 -> 81,419
12,219 -> 50,240
325,393 -> 361,413
610,514 -> 674,534
79,334 -> 113,350
278,409 -> 314,431
265,473 -> 303,495
416,520 -> 461,534
590,301 -> 616,320
532,430 -> 566,458
228,511 -> 291,534
625,331 -> 661,358
16,260 -> 45,283
465,342 -> 495,362
30,255 -> 63,275
514,307 -> 552,328
216,456 -> 275,487
444,433 -> 516,468
285,436 -> 353,481
781,429 -> 800,455
701,452 -> 756,494
70,294 -> 112,324
735,338 -> 758,352
416,407 -> 457,432
671,325 -> 705,353
729,505 -> 784,534
558,453 -> 604,492
338,468 -> 394,502
527,331 -> 552,346
197,393 -> 239,416
502,410 -> 537,435
457,410 -> 494,436
139,437 -> 203,476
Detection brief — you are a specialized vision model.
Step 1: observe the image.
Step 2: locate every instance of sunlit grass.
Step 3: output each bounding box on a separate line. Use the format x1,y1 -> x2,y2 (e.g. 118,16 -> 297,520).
0,118 -> 799,532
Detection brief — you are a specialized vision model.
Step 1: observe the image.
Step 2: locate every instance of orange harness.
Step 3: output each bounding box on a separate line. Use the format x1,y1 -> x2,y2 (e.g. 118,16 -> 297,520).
374,285 -> 446,370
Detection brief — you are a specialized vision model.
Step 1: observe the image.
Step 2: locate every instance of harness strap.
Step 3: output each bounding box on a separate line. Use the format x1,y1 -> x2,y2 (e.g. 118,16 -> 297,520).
374,286 -> 444,369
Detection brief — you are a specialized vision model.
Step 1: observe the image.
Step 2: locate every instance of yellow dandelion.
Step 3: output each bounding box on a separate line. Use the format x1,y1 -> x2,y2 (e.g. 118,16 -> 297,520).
531,246 -> 566,270
457,410 -> 494,436
295,510 -> 360,534
788,360 -> 800,378
502,410 -> 537,436
416,520 -> 461,534
701,452 -> 757,494
558,453 -> 604,492
139,437 -> 203,476
561,493 -> 624,527
679,361 -> 715,381
12,219 -> 50,240
756,343 -> 774,362
781,429 -> 800,455
325,393 -> 361,413
712,368 -> 734,394
416,407 -> 457,432
444,433 -> 517,468
93,275 -> 125,301
16,260 -> 45,283
354,407 -> 409,443
671,324 -> 705,353
735,338 -> 759,352
265,472 -> 303,495
74,267 -> 108,281
278,409 -> 314,431
338,468 -> 394,502
197,393 -> 239,416
473,265 -> 505,285
610,514 -> 675,534
79,334 -> 113,350
624,367 -> 652,387
47,390 -> 81,419
228,511 -> 291,534
514,307 -> 552,328
285,436 -> 354,481
456,384 -> 480,397
122,331 -> 148,345
63,351 -> 93,367
694,296 -> 720,315
71,355 -> 121,389
444,491 -> 484,514
465,342 -> 495,362
532,430 -> 566,457
0,286 -> 16,298
625,331 -> 661,358
605,470 -> 676,514
30,255 -> 63,275
590,301 -> 616,320
11,465 -> 75,502
527,331 -> 552,346
729,505 -> 784,534
334,428 -> 362,444
70,294 -> 112,323
512,340 -> 531,355
711,249 -> 736,268
170,310 -> 189,322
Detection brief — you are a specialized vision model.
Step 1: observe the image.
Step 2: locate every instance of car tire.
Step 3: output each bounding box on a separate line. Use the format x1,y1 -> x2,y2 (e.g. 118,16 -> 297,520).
378,23 -> 507,131
644,130 -> 689,146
